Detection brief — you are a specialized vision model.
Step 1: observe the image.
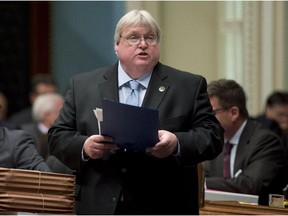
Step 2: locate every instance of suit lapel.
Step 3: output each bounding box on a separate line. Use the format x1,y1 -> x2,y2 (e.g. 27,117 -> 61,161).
142,63 -> 170,109
233,119 -> 254,174
98,64 -> 119,102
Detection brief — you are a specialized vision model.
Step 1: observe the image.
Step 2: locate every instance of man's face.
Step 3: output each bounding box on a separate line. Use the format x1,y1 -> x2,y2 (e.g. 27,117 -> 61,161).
210,96 -> 229,128
209,96 -> 234,140
115,24 -> 160,76
30,83 -> 57,103
266,104 -> 288,132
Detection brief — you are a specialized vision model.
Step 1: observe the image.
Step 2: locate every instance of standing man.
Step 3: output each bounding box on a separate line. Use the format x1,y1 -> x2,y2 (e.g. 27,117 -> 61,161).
205,79 -> 287,205
48,10 -> 223,215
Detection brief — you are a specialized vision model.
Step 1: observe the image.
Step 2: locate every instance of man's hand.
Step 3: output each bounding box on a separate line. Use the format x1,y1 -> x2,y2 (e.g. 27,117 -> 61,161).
83,135 -> 117,159
146,130 -> 178,158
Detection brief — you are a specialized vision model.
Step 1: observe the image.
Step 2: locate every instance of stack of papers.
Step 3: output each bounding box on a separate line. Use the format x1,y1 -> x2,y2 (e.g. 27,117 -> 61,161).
0,167 -> 75,214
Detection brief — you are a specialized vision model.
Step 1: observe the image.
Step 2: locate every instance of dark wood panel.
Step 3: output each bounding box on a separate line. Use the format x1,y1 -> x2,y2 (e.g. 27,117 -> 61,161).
29,1 -> 50,77
0,2 -> 50,117
0,2 -> 30,116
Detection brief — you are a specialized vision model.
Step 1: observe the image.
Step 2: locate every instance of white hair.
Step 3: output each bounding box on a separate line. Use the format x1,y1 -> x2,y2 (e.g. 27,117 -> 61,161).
32,93 -> 64,122
114,9 -> 161,45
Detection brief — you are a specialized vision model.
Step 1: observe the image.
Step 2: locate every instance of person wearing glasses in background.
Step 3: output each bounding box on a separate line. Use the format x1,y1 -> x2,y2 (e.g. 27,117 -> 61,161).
205,79 -> 288,206
48,10 -> 224,215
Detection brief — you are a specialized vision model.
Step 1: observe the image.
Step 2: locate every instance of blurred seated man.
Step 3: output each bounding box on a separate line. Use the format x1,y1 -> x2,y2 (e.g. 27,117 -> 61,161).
21,93 -> 73,174
205,79 -> 288,206
255,91 -> 288,157
21,93 -> 64,160
0,126 -> 51,171
9,73 -> 58,126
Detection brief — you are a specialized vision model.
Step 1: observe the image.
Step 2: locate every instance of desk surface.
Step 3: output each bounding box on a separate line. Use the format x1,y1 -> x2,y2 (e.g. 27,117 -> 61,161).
200,200 -> 288,215
205,189 -> 259,204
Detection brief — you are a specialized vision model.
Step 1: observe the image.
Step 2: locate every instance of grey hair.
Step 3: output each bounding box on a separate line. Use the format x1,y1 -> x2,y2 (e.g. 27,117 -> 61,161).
32,93 -> 64,122
114,10 -> 161,45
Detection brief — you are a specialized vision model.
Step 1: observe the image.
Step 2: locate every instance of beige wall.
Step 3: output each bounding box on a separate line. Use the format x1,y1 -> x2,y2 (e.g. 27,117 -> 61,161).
126,2 -> 287,116
126,1 -> 218,83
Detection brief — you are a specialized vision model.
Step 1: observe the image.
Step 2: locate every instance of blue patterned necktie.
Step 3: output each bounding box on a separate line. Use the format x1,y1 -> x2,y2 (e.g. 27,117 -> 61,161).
125,80 -> 141,106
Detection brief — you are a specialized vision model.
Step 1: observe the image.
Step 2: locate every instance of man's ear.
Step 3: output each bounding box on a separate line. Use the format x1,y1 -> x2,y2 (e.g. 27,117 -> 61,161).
230,106 -> 240,121
114,44 -> 119,56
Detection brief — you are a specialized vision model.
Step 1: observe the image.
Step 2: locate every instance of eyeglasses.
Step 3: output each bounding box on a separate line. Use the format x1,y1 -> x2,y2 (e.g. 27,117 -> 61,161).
212,108 -> 225,115
121,35 -> 158,46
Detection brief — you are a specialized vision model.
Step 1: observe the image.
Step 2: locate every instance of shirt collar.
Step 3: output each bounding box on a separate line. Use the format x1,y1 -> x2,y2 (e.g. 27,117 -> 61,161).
118,61 -> 152,89
229,119 -> 247,146
38,123 -> 49,134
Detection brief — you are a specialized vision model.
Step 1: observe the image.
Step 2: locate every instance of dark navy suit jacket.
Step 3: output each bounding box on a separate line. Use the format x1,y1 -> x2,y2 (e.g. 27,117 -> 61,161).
48,62 -> 224,214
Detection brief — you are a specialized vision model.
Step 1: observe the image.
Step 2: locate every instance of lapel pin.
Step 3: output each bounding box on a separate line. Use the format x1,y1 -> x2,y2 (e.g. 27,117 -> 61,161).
159,86 -> 165,92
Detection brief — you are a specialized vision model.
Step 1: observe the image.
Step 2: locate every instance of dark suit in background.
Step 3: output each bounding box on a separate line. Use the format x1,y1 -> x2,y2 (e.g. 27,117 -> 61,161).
206,119 -> 287,205
0,126 -> 50,171
254,114 -> 288,160
206,79 -> 287,206
21,123 -> 49,159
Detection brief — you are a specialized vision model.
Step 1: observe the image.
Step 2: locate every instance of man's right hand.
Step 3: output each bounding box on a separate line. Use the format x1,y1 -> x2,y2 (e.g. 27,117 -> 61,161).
83,135 -> 117,159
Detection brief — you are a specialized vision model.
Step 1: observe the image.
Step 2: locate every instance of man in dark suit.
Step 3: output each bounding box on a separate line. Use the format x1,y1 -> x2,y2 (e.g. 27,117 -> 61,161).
205,79 -> 288,205
254,91 -> 288,159
21,93 -> 64,160
8,73 -> 58,126
48,10 -> 224,215
0,126 -> 51,171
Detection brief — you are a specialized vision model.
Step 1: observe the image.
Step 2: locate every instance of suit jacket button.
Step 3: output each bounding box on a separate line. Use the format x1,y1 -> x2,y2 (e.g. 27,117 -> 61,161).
112,197 -> 117,203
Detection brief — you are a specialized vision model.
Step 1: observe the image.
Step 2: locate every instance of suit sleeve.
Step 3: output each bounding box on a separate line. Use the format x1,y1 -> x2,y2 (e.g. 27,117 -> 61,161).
14,130 -> 51,172
173,76 -> 224,165
48,76 -> 88,171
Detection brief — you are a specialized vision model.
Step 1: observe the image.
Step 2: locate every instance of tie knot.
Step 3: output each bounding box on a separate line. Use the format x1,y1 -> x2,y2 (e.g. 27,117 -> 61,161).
129,80 -> 141,91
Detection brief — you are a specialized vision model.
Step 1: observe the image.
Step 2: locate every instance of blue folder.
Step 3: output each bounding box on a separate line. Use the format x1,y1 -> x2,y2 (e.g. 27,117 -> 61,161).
101,99 -> 159,152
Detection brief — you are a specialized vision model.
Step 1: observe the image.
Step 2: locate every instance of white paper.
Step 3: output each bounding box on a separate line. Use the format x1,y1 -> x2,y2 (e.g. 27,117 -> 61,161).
93,108 -> 103,135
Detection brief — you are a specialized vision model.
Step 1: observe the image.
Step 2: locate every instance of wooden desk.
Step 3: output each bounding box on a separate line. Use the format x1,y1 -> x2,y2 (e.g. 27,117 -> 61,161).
200,200 -> 288,215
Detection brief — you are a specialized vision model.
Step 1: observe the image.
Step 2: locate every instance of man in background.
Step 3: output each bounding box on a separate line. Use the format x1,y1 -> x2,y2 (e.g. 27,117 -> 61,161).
205,79 -> 287,206
21,93 -> 72,174
255,91 -> 288,157
21,93 -> 64,160
9,73 -> 58,126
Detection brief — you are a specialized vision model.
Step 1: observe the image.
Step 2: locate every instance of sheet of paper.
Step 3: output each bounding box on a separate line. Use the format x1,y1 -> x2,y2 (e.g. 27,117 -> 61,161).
93,108 -> 103,135
99,99 -> 159,152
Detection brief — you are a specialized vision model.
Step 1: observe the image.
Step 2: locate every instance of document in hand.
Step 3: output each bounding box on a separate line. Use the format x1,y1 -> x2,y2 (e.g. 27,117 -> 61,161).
100,99 -> 159,151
